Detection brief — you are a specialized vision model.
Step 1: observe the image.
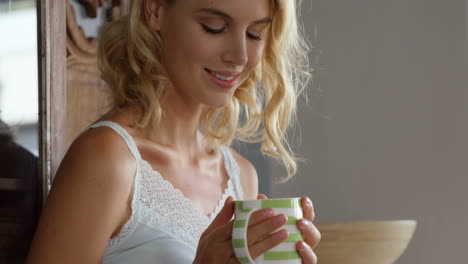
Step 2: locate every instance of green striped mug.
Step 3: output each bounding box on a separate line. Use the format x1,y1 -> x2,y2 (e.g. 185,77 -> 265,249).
232,198 -> 304,264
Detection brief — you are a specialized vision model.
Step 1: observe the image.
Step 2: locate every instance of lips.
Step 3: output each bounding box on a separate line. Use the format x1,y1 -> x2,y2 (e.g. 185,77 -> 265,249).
205,68 -> 241,89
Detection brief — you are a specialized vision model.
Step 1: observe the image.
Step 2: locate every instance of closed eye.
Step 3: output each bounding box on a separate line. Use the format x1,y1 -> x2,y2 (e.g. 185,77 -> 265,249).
247,32 -> 262,41
202,24 -> 262,41
201,24 -> 225,34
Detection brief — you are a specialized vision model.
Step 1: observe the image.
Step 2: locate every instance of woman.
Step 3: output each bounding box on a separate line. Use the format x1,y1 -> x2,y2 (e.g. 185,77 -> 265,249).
26,0 -> 320,263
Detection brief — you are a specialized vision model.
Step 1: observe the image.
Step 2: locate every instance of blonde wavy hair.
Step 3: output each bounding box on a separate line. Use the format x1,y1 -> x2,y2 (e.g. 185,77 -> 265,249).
97,0 -> 311,181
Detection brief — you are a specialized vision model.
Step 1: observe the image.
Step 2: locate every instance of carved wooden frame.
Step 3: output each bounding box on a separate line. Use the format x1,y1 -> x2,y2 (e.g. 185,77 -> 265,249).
37,0 -> 67,206
38,0 -> 129,205
67,0 -> 129,66
65,0 -> 129,150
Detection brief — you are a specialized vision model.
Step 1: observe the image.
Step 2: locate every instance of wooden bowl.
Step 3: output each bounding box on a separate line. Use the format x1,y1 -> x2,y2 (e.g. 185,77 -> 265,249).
314,220 -> 417,264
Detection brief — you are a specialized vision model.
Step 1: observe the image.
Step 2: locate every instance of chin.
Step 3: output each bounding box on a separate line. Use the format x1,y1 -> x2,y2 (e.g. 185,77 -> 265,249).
205,100 -> 231,109
202,95 -> 233,109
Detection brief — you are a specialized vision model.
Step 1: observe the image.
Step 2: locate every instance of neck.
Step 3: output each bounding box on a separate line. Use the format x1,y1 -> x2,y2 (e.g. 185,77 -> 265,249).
130,90 -> 210,157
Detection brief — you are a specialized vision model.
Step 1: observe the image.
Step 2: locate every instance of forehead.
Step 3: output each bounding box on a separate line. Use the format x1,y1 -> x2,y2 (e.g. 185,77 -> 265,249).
176,0 -> 271,21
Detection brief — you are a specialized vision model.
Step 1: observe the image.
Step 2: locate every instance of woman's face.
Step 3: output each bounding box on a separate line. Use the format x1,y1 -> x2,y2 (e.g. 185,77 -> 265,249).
155,0 -> 271,108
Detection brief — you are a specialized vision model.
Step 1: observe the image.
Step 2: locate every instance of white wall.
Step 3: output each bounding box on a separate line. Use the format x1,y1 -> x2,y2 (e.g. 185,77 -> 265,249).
271,0 -> 468,263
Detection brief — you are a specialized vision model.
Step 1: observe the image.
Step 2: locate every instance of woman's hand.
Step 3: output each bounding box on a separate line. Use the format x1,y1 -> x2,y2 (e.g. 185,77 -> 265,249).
193,195 -> 288,264
259,194 -> 321,264
296,196 -> 321,264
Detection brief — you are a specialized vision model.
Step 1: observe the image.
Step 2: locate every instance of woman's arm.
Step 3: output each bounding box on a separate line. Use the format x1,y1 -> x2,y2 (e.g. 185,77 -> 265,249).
26,128 -> 136,264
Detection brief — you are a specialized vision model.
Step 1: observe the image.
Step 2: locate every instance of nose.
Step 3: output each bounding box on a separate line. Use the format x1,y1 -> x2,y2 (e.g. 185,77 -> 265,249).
222,32 -> 248,66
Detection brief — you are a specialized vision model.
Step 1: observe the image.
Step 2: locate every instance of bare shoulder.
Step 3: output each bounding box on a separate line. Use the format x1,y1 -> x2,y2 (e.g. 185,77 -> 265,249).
228,147 -> 258,200
61,126 -> 137,179
26,126 -> 137,263
54,126 -> 137,195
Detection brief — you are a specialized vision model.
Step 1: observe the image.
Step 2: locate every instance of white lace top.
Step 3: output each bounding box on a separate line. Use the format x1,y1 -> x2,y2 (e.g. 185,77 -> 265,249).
79,121 -> 244,264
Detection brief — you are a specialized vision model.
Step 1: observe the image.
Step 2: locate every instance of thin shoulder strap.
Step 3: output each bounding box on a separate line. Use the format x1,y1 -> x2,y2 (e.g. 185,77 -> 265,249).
219,146 -> 244,200
78,120 -> 142,161
78,121 -> 143,250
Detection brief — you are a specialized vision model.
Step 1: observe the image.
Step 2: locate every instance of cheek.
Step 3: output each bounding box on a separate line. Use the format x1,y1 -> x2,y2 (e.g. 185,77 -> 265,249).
186,40 -> 217,65
162,23 -> 216,69
178,28 -> 219,65
247,44 -> 265,70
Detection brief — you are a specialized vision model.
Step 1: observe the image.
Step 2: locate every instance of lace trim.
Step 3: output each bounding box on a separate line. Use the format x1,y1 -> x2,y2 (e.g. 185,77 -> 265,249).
81,122 -> 244,251
220,146 -> 244,200
138,205 -> 200,249
138,160 -> 236,249
78,121 -> 142,249
107,160 -> 141,248
106,146 -> 242,250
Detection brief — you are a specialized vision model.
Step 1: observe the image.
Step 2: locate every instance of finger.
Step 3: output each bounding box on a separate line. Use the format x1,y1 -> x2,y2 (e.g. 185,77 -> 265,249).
301,196 -> 315,222
257,194 -> 268,199
215,208 -> 276,242
249,229 -> 289,259
210,219 -> 235,242
247,214 -> 287,245
228,252 -> 243,264
202,196 -> 234,237
248,208 -> 275,227
215,240 -> 241,264
296,241 -> 317,264
297,219 -> 321,249
228,256 -> 240,264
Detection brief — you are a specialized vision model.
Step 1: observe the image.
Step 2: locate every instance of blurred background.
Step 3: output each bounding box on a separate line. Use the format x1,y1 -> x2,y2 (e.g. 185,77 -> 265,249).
0,0 -> 37,154
0,0 -> 38,263
271,0 -> 468,263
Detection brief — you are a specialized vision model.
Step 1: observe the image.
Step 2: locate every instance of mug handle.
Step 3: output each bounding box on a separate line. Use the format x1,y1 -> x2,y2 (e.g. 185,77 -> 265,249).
232,208 -> 257,264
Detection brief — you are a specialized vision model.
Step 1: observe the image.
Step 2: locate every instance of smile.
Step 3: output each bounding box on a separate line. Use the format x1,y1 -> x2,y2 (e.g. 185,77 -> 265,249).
205,68 -> 241,89
211,71 -> 234,81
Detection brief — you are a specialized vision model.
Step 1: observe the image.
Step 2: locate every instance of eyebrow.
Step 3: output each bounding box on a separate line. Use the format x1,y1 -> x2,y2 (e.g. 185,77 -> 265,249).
195,8 -> 272,25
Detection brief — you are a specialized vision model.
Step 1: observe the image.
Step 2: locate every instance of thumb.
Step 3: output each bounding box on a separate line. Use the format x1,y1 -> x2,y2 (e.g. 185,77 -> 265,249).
203,196 -> 235,236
